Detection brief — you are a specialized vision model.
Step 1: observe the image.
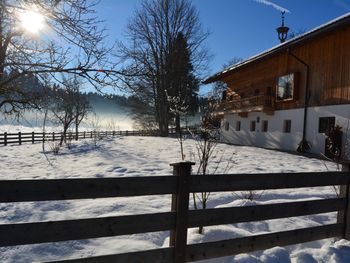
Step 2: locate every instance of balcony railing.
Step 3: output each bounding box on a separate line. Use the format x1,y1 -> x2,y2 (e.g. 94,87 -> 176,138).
218,95 -> 275,114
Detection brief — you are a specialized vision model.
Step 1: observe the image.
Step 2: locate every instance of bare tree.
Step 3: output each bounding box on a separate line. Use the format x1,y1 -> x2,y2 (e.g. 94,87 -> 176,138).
70,78 -> 91,140
0,0 -> 127,114
88,112 -> 101,146
120,0 -> 209,136
49,80 -> 76,146
167,91 -> 188,160
190,98 -> 235,234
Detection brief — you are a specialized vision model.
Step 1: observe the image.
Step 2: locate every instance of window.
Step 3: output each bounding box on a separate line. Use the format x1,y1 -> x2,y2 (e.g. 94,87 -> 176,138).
222,90 -> 227,101
319,117 -> 335,133
236,121 -> 241,131
262,120 -> 268,132
283,120 -> 291,133
224,121 -> 229,131
277,73 -> 295,101
250,121 -> 256,132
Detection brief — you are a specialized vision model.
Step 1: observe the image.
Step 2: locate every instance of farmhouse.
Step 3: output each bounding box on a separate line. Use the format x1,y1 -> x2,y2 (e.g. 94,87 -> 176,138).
204,13 -> 350,159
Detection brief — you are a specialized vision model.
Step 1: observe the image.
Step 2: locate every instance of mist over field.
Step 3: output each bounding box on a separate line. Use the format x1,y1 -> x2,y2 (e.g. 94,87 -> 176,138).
0,95 -> 134,132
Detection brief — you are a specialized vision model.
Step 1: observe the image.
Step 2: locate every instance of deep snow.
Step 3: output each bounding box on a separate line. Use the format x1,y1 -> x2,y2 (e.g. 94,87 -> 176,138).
0,136 -> 350,263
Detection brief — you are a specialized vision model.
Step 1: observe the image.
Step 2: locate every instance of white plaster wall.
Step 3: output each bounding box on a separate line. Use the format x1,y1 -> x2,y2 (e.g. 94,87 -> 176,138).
306,104 -> 350,159
220,104 -> 350,158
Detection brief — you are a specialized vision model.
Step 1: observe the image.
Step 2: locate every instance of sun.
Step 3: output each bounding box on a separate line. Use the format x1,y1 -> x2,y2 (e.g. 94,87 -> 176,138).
19,7 -> 46,34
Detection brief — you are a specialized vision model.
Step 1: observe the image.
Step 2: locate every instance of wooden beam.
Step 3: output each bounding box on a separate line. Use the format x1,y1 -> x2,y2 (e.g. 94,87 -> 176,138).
40,247 -> 173,263
186,224 -> 343,262
0,212 -> 175,246
188,198 -> 346,228
238,112 -> 248,118
169,162 -> 194,263
338,163 -> 350,239
0,176 -> 177,202
189,171 -> 349,192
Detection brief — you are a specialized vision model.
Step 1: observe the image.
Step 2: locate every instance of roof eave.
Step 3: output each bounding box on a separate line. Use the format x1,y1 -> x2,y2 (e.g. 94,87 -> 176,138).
203,12 -> 350,84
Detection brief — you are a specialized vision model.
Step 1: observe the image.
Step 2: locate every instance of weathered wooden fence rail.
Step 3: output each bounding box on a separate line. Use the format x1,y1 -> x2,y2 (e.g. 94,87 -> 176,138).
0,163 -> 349,263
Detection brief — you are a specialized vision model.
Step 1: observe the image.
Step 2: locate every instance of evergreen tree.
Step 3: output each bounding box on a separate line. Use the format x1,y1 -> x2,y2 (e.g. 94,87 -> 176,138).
166,32 -> 199,132
121,0 -> 209,136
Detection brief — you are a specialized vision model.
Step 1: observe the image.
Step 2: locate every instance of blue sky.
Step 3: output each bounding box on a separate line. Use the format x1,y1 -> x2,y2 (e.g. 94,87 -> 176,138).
95,0 -> 349,94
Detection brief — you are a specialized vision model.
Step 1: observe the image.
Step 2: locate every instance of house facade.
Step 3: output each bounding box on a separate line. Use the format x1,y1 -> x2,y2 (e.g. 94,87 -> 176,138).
204,13 -> 350,159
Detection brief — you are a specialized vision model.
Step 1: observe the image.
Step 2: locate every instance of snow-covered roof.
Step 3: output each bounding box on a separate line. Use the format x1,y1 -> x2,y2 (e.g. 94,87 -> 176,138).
203,12 -> 350,84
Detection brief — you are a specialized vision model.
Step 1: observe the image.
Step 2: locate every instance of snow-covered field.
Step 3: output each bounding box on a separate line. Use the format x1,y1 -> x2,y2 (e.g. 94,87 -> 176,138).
1,136 -> 350,262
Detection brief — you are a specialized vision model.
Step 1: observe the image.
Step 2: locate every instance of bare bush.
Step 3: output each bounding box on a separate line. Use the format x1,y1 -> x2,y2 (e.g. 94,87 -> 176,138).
189,98 -> 235,234
88,113 -> 101,146
48,141 -> 60,154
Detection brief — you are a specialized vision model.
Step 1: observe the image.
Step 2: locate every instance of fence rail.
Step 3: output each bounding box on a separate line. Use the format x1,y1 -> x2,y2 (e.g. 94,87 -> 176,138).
0,163 -> 349,263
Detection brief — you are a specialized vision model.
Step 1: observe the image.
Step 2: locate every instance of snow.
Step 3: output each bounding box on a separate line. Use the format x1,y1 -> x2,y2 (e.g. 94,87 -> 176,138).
0,136 -> 350,262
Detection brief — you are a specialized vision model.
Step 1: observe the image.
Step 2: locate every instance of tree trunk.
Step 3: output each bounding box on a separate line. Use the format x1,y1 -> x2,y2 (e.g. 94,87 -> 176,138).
60,124 -> 69,146
158,105 -> 169,136
75,122 -> 79,141
175,114 -> 181,133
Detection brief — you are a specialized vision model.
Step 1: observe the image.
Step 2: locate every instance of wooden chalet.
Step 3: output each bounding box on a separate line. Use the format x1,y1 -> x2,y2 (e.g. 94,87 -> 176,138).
204,13 -> 350,158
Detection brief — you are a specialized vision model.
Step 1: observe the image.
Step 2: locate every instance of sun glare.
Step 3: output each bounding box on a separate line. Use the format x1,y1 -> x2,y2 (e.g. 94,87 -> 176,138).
19,8 -> 46,34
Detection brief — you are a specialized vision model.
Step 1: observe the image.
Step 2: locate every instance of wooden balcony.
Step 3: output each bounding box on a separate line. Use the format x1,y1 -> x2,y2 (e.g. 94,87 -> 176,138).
216,95 -> 275,116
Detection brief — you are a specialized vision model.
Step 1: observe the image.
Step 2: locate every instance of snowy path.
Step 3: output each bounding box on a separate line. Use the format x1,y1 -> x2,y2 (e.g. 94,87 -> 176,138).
0,136 -> 350,262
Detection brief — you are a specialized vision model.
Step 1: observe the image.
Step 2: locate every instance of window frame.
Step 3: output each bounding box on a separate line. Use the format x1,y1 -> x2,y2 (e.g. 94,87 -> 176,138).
224,121 -> 229,131
276,73 -> 295,101
283,120 -> 292,133
236,121 -> 241,131
250,121 -> 256,132
318,117 -> 335,133
262,120 -> 268,132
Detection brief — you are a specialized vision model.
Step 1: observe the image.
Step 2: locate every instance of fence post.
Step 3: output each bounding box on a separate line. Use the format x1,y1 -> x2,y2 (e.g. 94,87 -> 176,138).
32,132 -> 35,144
339,162 -> 350,239
169,162 -> 194,263
18,132 -> 21,145
43,132 -> 45,143
53,132 -> 55,142
84,131 -> 86,139
4,132 -> 7,146
126,130 -> 128,136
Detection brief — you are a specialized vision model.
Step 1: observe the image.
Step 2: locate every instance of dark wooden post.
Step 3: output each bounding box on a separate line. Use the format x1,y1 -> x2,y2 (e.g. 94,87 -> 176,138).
126,130 -> 128,136
84,131 -> 86,139
42,132 -> 45,143
113,130 -> 115,137
4,132 -> 7,146
18,132 -> 21,145
32,132 -> 35,144
53,132 -> 55,142
338,162 -> 350,239
170,162 -> 194,263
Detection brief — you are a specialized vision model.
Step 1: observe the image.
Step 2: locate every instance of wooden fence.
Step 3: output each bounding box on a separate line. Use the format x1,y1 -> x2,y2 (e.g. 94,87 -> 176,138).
0,162 -> 349,262
0,128 -> 195,146
0,130 -> 161,146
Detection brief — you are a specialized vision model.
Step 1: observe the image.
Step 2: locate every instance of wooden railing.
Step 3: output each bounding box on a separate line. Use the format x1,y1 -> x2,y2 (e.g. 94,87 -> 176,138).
0,128 -> 193,146
0,162 -> 349,262
219,95 -> 275,112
